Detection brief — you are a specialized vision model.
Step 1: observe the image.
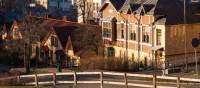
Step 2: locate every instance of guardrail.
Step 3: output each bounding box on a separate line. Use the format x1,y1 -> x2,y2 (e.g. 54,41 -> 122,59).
15,72 -> 200,88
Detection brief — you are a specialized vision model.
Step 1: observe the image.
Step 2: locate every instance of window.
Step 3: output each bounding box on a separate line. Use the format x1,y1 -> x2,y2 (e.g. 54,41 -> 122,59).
156,29 -> 161,45
107,47 -> 115,57
103,22 -> 111,38
131,53 -> 134,62
51,36 -> 58,47
130,32 -> 136,41
96,3 -> 99,11
93,3 -> 96,10
121,30 -> 124,39
142,26 -> 150,43
129,24 -> 136,41
120,23 -> 124,39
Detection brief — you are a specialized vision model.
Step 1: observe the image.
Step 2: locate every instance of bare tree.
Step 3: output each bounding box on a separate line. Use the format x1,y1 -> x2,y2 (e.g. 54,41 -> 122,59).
0,0 -> 28,11
74,0 -> 93,23
86,26 -> 102,55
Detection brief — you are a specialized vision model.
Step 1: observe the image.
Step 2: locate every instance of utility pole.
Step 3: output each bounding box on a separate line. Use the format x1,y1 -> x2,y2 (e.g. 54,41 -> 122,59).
184,0 -> 188,72
137,15 -> 141,69
125,19 -> 128,62
119,12 -> 129,62
24,43 -> 30,73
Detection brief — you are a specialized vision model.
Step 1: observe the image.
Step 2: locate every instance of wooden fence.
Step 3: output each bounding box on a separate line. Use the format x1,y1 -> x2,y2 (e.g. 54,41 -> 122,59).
15,72 -> 200,88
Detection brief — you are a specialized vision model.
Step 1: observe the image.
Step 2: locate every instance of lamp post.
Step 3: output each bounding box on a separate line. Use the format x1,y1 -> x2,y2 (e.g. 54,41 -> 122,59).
183,0 -> 188,73
119,12 -> 129,63
132,13 -> 142,70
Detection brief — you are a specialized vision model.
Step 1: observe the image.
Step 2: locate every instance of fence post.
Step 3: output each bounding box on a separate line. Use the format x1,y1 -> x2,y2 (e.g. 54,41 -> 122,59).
17,75 -> 20,84
153,74 -> 156,88
35,74 -> 38,87
124,73 -> 128,88
53,73 -> 56,87
177,76 -> 180,88
74,72 -> 77,87
100,72 -> 103,88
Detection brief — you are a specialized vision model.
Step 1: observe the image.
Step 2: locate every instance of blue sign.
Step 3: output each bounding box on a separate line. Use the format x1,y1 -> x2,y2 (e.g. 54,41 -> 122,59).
192,38 -> 199,48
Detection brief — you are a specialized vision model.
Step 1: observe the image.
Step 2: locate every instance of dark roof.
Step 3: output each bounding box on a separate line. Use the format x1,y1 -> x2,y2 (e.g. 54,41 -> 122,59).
110,0 -> 126,11
1,22 -> 13,33
143,4 -> 155,14
130,4 -> 141,12
100,0 -> 126,11
119,0 -> 200,25
53,25 -> 78,50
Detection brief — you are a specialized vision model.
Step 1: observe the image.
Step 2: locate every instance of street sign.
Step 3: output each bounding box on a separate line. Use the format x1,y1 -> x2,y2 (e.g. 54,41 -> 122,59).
191,38 -> 199,74
191,38 -> 199,48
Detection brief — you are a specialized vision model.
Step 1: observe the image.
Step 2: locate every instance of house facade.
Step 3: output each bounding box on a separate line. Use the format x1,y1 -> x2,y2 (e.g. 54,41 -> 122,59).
1,20 -> 22,40
100,0 -> 200,69
41,22 -> 80,67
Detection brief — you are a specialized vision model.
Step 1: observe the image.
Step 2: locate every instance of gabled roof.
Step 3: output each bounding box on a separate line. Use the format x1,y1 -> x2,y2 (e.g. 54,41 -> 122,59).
120,0 -> 156,14
65,36 -> 73,52
110,0 -> 126,11
1,23 -> 12,33
119,0 -> 200,25
100,0 -> 126,12
1,20 -> 18,34
53,25 -> 78,50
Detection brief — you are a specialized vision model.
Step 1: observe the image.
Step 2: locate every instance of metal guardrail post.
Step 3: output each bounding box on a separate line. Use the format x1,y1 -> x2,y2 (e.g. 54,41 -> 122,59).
153,74 -> 156,88
35,74 -> 38,87
177,76 -> 180,88
74,72 -> 77,87
100,72 -> 103,88
124,73 -> 128,88
53,73 -> 56,87
17,75 -> 20,84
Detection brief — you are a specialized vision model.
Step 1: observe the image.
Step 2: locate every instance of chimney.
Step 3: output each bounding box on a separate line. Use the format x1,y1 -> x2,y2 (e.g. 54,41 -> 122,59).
62,16 -> 68,22
29,11 -> 32,17
44,13 -> 48,19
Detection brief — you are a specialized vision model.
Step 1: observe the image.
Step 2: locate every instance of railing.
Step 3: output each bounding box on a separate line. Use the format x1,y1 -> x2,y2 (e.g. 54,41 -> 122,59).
15,72 -> 200,88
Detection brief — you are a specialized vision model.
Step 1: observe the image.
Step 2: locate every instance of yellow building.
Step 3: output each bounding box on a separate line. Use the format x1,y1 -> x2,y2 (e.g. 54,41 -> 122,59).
100,0 -> 200,69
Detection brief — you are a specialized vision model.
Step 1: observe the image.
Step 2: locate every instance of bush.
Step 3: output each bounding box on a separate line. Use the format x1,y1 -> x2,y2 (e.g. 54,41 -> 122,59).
0,51 -> 23,67
8,69 -> 22,76
98,57 -> 138,72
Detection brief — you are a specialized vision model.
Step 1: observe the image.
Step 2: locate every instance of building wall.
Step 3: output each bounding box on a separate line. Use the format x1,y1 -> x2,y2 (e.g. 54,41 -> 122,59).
48,0 -> 75,13
102,5 -> 160,65
165,23 -> 200,66
101,1 -> 200,69
102,3 -> 166,67
35,0 -> 48,9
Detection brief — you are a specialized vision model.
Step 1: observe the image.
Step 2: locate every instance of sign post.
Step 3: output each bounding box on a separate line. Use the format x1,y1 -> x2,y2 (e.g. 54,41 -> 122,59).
191,38 -> 199,75
194,48 -> 198,75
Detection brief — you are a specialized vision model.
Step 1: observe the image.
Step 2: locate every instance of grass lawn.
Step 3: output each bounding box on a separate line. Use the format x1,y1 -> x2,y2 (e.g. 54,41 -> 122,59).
0,86 -> 51,88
